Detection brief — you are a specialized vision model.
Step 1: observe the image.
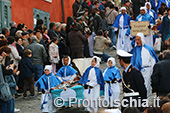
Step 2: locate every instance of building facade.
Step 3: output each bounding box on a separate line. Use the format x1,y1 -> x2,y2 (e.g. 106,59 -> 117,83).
0,0 -> 75,31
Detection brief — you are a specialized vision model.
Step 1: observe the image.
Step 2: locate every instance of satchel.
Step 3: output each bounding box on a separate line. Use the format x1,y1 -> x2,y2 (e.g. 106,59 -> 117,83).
0,64 -> 12,101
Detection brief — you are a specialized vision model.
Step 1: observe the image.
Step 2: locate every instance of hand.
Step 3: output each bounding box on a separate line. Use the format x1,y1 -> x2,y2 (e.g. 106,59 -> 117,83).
115,31 -> 118,34
15,86 -> 19,90
16,71 -> 20,75
148,24 -> 151,29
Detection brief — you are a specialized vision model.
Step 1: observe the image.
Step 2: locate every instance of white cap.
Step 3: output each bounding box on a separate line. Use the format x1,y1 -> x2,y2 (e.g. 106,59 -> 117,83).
140,6 -> 147,13
44,65 -> 52,73
136,32 -> 145,45
120,7 -> 126,11
117,50 -> 133,57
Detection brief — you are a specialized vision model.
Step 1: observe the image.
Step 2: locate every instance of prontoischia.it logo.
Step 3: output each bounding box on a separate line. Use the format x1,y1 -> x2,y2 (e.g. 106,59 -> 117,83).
54,97 -> 160,108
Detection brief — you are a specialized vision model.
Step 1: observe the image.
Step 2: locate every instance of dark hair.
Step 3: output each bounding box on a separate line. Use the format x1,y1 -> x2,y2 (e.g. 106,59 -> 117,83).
51,37 -> 58,42
93,58 -> 97,62
123,107 -> 140,113
161,2 -> 166,7
7,36 -> 15,44
163,50 -> 170,58
97,30 -> 103,35
99,10 -> 106,19
144,107 -> 163,113
42,26 -> 48,33
36,19 -> 43,26
0,46 -> 11,55
159,99 -> 170,108
49,22 -> 56,29
167,8 -> 170,13
94,1 -> 99,5
118,56 -> 131,63
0,39 -> 8,47
15,37 -> 23,42
17,23 -> 25,31
23,49 -> 32,57
1,27 -> 9,35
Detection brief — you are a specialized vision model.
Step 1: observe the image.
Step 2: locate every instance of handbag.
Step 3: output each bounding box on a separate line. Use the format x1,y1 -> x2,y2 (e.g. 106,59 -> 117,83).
0,64 -> 12,101
153,37 -> 162,51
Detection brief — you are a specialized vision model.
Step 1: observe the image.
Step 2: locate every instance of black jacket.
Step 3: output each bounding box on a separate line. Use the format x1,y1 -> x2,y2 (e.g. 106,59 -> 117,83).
16,43 -> 24,58
151,57 -> 170,94
19,57 -> 34,78
10,27 -> 17,37
47,29 -> 58,40
123,65 -> 147,100
72,1 -> 81,17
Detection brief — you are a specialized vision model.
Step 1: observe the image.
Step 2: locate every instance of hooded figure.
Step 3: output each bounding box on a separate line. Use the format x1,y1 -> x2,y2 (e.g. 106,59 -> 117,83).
113,7 -> 131,51
103,57 -> 121,107
135,7 -> 155,47
56,56 -> 78,82
79,56 -> 104,113
35,65 -> 61,113
130,33 -> 159,99
145,2 -> 158,21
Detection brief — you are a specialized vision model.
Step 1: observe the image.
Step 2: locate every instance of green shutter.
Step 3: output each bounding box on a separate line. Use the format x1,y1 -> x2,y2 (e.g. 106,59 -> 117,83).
0,0 -> 11,31
33,8 -> 50,29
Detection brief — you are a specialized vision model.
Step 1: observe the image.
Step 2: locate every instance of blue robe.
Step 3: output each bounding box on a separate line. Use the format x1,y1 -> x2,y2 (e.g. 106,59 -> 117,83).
103,66 -> 121,82
151,0 -> 156,8
130,44 -> 159,71
147,9 -> 158,21
35,73 -> 61,90
113,13 -> 131,29
79,66 -> 104,90
136,13 -> 155,24
56,65 -> 77,80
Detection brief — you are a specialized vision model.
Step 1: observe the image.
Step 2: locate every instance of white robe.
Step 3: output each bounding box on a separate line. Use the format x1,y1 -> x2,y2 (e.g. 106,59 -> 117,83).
84,68 -> 100,113
141,47 -> 156,99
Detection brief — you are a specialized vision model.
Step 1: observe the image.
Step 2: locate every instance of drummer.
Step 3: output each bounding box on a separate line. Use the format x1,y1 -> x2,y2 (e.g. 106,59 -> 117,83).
56,55 -> 79,84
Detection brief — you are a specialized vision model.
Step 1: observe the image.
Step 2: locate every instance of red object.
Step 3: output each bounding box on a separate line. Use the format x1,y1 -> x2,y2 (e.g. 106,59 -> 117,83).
10,0 -> 75,29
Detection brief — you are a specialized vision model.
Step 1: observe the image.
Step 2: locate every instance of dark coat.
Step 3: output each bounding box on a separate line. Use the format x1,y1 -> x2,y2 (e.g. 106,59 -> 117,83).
10,27 -> 17,37
16,43 -> 24,58
123,65 -> 147,100
19,56 -> 34,78
160,15 -> 170,41
151,57 -> 170,94
47,29 -> 58,40
68,30 -> 87,51
93,14 -> 102,34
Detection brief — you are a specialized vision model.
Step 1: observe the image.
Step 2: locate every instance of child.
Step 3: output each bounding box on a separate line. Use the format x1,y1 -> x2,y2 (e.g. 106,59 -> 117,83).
35,65 -> 61,113
49,37 -> 60,75
103,57 -> 121,107
56,55 -> 78,83
79,56 -> 104,113
19,49 -> 35,98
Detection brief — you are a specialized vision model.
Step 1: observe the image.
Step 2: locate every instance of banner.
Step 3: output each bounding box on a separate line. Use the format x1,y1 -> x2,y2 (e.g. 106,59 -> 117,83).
131,21 -> 150,36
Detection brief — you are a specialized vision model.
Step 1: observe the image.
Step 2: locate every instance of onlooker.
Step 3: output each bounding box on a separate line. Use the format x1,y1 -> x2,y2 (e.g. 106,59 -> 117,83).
93,30 -> 111,62
161,102 -> 170,113
19,49 -> 35,99
21,31 -> 29,48
7,36 -> 21,67
99,0 -> 107,11
9,22 -> 17,37
48,22 -> 58,40
49,37 -> 60,74
34,19 -> 43,33
15,37 -> 24,58
143,107 -> 163,113
68,22 -> 87,59
123,107 -> 140,113
72,0 -> 81,18
27,36 -> 47,93
17,23 -> 27,32
151,50 -> 170,97
2,27 -> 10,38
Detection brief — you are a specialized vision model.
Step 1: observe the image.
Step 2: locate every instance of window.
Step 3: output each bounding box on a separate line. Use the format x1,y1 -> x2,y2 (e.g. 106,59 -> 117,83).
33,8 -> 50,29
0,0 -> 11,31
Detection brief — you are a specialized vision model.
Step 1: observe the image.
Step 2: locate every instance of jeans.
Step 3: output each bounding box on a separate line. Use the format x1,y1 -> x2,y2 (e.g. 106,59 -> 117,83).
0,98 -> 14,113
94,53 -> 111,62
33,65 -> 43,92
108,25 -> 117,47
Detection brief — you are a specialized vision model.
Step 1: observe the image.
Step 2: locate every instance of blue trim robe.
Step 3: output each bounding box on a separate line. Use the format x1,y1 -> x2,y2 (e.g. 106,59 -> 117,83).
130,44 -> 159,99
147,9 -> 158,22
103,66 -> 121,106
35,73 -> 61,112
56,65 -> 77,82
157,0 -> 170,10
113,13 -> 131,51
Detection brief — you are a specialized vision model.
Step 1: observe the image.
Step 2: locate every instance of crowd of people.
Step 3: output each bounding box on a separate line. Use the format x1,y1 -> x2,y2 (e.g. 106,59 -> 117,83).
1,0 -> 170,113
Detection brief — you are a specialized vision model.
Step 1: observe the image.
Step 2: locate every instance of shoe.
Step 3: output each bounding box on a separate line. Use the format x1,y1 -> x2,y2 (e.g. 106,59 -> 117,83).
23,96 -> 28,100
14,108 -> 20,112
112,45 -> 117,50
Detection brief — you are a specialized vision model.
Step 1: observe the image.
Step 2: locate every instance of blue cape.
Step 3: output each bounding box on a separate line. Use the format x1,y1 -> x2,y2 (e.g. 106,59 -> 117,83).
113,13 -> 131,29
79,66 -> 104,90
35,73 -> 61,90
157,0 -> 170,10
56,65 -> 77,77
103,66 -> 121,81
147,9 -> 158,21
151,0 -> 156,8
131,44 -> 159,70
136,13 -> 155,24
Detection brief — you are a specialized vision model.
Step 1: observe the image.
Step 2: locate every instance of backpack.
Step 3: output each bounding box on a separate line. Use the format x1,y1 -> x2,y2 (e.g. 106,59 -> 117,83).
0,64 -> 12,101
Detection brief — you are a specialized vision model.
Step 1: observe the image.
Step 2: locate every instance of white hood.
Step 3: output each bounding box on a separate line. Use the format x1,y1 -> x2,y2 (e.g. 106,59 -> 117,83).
107,57 -> 116,67
62,56 -> 71,66
91,56 -> 101,67
145,2 -> 151,10
136,32 -> 146,46
44,65 -> 52,73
